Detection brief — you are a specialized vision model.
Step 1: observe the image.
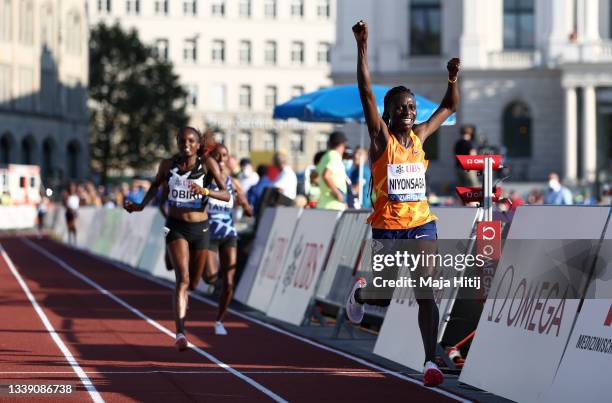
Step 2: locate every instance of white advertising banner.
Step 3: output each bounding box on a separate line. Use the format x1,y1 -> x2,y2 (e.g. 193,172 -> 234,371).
266,209 -> 341,325
315,210 -> 371,304
374,207 -> 479,371
245,207 -> 302,312
109,208 -> 157,267
0,205 -> 37,230
234,208 -> 277,304
459,206 -> 611,403
75,207 -> 97,248
539,211 -> 612,403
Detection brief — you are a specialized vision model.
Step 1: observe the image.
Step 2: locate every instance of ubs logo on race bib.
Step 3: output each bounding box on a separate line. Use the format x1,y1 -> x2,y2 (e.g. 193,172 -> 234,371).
387,163 -> 426,202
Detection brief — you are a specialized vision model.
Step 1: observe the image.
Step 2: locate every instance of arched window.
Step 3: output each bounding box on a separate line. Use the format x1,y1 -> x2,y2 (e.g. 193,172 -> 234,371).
0,132 -> 14,163
42,137 -> 55,181
21,135 -> 36,164
66,140 -> 80,179
503,102 -> 532,157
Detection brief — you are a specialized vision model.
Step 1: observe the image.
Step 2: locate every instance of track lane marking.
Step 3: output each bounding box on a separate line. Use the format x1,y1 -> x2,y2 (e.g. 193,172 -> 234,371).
20,238 -> 287,403
0,243 -> 104,403
38,239 -> 473,403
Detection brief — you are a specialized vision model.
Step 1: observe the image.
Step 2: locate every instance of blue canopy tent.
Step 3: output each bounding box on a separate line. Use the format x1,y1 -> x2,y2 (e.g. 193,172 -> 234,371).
273,84 -> 456,205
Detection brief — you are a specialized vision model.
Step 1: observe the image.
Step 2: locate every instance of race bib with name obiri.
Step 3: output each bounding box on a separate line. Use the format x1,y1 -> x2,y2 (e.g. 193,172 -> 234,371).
387,163 -> 426,202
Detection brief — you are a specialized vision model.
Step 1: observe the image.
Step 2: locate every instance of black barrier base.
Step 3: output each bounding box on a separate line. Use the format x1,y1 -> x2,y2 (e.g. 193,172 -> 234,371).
333,307 -> 355,338
302,300 -> 328,327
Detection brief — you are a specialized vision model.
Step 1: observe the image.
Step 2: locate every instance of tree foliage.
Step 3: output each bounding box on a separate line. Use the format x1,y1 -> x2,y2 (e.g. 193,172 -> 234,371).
89,23 -> 188,181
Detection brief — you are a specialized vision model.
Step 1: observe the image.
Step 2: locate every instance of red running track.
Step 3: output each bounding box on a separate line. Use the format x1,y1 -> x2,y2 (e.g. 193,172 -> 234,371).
0,236 -> 470,402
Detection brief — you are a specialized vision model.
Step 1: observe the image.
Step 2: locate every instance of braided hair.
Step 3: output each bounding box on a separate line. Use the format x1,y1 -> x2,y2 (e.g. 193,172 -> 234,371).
381,86 -> 414,127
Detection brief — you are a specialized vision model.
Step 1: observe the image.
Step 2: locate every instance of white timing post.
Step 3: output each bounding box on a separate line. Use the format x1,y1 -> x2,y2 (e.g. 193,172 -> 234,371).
483,157 -> 493,222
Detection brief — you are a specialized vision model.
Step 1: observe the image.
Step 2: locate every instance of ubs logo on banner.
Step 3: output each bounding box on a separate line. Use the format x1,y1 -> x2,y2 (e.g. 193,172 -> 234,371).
281,236 -> 324,293
260,235 -> 289,283
605,304 -> 612,327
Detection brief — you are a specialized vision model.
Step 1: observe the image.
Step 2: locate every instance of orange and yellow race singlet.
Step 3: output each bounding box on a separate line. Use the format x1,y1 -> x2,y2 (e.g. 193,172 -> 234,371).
367,131 -> 437,229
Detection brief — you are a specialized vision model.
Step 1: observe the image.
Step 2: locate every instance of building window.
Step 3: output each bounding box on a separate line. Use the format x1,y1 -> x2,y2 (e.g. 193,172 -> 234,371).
209,83 -> 226,111
238,132 -> 252,153
291,41 -> 304,64
316,134 -> 327,151
211,0 -> 225,16
42,138 -> 54,181
154,0 -> 168,15
503,0 -> 535,49
410,0 -> 441,56
19,0 -> 34,45
317,0 -> 330,18
317,42 -> 330,64
21,136 -> 35,165
265,85 -> 277,109
0,133 -> 13,163
212,39 -> 225,63
503,101 -> 532,157
155,39 -> 169,60
291,0 -> 304,17
264,0 -> 276,18
1,0 -> 11,42
239,85 -> 252,109
183,0 -> 197,16
291,85 -> 304,98
67,141 -> 80,179
239,40 -> 252,64
97,0 -> 111,13
263,132 -> 277,151
186,84 -> 198,107
40,4 -> 55,51
239,0 -> 251,17
65,10 -> 82,55
126,0 -> 140,15
290,132 -> 304,153
264,40 -> 277,65
183,38 -> 197,62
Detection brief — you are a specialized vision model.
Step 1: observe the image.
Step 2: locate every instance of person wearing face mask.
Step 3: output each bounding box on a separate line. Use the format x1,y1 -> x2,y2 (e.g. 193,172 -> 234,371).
544,172 -> 573,205
237,158 -> 259,195
316,131 -> 349,211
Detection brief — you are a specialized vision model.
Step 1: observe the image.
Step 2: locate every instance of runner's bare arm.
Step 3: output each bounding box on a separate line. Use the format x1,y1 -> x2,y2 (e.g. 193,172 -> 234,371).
124,159 -> 171,213
190,156 -> 230,202
414,58 -> 460,143
231,178 -> 254,217
158,184 -> 169,219
354,20 -> 388,149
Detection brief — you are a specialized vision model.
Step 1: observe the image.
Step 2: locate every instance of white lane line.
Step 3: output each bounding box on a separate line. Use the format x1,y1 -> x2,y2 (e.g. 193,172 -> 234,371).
0,244 -> 104,403
64,242 -> 473,403
0,370 -> 416,375
21,238 -> 287,403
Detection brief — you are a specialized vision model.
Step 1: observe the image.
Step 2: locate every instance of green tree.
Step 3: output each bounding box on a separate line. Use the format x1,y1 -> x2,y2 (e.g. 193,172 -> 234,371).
89,23 -> 189,183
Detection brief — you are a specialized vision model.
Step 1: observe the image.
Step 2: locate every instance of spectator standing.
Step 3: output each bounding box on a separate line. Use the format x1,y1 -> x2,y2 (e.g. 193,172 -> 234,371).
316,132 -> 348,211
237,158 -> 259,194
247,165 -> 273,215
272,152 -> 297,200
350,147 -> 372,209
454,124 -> 478,187
544,172 -> 573,205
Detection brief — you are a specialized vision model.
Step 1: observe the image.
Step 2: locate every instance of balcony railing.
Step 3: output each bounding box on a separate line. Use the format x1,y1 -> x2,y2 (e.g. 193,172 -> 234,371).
487,50 -> 540,69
